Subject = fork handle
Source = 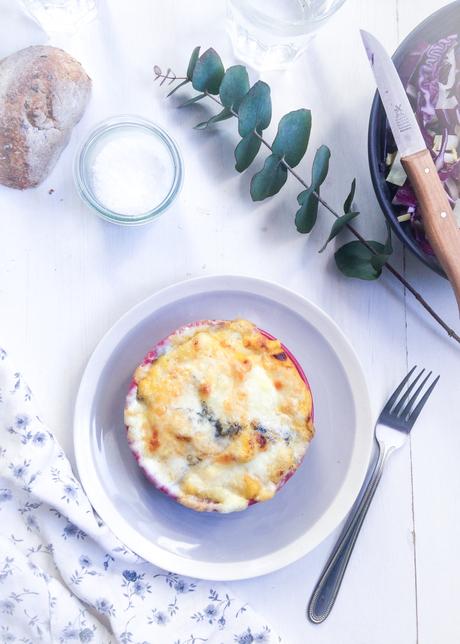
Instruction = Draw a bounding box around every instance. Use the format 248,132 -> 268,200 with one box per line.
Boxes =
307,442 -> 392,623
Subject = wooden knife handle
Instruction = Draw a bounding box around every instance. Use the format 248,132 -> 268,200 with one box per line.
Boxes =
401,148 -> 460,312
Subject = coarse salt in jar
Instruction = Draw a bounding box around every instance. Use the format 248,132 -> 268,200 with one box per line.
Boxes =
74,115 -> 183,225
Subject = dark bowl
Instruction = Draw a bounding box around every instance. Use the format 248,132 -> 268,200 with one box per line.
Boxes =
368,0 -> 460,279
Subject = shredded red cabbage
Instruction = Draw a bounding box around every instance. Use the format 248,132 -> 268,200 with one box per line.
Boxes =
387,32 -> 460,255
418,35 -> 457,125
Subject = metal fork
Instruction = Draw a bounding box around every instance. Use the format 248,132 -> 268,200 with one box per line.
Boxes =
307,366 -> 440,624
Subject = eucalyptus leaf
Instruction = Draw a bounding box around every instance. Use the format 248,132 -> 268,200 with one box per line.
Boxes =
178,93 -> 206,108
192,48 -> 225,94
295,145 -> 330,233
187,46 -> 201,80
167,78 -> 189,97
235,132 -> 261,173
194,108 -> 233,129
272,109 -> 312,167
295,188 -> 319,233
335,241 -> 386,280
238,81 -> 272,137
370,252 -> 389,272
311,145 -> 330,187
219,65 -> 250,112
318,210 -> 359,253
250,154 -> 287,201
343,178 -> 356,214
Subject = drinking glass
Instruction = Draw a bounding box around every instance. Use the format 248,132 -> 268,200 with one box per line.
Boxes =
21,0 -> 97,33
227,0 -> 347,70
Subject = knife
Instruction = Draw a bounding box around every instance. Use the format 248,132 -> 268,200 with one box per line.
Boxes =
361,29 -> 460,311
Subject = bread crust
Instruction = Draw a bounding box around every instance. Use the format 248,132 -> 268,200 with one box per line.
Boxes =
0,45 -> 91,189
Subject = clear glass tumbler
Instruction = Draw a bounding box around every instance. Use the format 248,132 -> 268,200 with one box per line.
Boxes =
21,0 -> 97,33
227,0 -> 347,71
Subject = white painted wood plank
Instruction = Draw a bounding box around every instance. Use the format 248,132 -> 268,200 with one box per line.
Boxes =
395,2 -> 460,642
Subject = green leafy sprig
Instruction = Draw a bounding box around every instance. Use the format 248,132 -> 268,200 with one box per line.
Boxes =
154,48 -> 460,345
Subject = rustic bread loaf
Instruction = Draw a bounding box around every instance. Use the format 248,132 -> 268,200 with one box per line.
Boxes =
0,45 -> 91,189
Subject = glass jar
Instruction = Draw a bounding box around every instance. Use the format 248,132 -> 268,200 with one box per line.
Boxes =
21,0 -> 98,33
74,116 -> 183,226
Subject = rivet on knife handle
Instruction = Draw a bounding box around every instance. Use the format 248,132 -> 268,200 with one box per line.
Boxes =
401,149 -> 460,313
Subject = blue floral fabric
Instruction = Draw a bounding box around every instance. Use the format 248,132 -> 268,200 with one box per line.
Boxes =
0,348 -> 281,644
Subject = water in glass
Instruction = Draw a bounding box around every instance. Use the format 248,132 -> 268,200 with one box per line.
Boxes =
22,0 -> 97,33
227,0 -> 347,70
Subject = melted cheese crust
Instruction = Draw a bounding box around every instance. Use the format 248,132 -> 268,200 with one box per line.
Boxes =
125,319 -> 314,513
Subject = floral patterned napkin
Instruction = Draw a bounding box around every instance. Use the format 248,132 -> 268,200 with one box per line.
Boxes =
0,347 -> 280,644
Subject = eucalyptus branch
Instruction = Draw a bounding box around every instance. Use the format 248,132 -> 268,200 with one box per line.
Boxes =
200,90 -> 460,342
206,90 -> 390,251
154,51 -> 460,345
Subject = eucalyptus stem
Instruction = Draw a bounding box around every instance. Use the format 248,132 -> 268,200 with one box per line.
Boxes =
197,90 -> 460,344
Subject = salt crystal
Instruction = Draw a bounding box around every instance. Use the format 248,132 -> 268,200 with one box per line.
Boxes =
88,128 -> 174,216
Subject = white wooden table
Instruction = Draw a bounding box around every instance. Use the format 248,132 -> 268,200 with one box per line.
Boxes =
1,0 -> 458,642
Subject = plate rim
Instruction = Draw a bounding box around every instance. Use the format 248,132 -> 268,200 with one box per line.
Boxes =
73,274 -> 373,580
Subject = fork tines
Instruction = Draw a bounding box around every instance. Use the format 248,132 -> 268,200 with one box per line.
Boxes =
380,366 -> 440,429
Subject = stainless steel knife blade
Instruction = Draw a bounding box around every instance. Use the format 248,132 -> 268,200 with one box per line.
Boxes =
360,29 -> 426,157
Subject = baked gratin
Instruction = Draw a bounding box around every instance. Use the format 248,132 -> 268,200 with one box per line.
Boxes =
125,319 -> 314,513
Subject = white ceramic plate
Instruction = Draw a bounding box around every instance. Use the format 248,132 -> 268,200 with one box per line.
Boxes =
74,275 -> 373,581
